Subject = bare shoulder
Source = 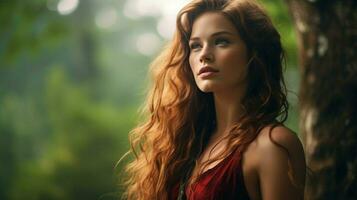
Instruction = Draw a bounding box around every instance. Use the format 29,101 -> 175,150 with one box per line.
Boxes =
256,125 -> 305,158
254,125 -> 306,199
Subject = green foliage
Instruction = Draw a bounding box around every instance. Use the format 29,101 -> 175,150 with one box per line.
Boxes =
260,0 -> 298,65
0,0 -> 68,64
263,0 -> 298,64
1,67 -> 137,200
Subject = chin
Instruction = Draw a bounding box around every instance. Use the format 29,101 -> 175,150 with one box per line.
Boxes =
199,88 -> 213,93
196,80 -> 223,93
197,84 -> 216,93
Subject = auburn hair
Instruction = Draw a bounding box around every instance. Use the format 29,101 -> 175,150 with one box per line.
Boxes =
122,0 -> 289,199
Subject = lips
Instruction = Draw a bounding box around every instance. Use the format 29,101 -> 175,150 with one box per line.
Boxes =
198,66 -> 219,75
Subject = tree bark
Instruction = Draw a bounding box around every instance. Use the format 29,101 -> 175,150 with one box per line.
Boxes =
284,0 -> 357,199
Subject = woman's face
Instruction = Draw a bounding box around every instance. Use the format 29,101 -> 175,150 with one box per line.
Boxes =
189,12 -> 249,93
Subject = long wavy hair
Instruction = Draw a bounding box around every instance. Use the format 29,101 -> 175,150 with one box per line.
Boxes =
122,0 -> 289,199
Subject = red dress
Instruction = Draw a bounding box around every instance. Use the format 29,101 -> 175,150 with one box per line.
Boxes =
171,149 -> 250,200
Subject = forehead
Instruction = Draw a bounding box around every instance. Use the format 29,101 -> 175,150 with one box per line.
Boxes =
190,12 -> 239,38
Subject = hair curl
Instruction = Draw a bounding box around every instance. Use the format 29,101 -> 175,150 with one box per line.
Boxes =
122,0 -> 289,199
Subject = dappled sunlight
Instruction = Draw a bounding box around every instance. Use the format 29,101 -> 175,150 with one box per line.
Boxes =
95,7 -> 118,30
57,0 -> 79,15
136,33 -> 161,56
157,16 -> 176,40
123,0 -> 190,39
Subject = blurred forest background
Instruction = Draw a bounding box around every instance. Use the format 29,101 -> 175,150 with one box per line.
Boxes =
0,0 -> 300,199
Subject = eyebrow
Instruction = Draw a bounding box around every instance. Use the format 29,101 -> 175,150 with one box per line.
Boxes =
189,31 -> 234,41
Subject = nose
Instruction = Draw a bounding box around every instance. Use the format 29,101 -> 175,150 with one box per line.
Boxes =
199,46 -> 214,63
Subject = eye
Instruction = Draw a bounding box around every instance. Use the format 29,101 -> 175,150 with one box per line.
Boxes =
189,42 -> 202,50
215,38 -> 230,46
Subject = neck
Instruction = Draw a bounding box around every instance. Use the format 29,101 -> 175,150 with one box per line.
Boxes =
212,87 -> 245,138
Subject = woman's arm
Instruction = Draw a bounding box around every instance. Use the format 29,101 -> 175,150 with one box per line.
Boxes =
256,126 -> 306,200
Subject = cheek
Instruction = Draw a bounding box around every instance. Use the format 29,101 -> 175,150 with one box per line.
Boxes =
189,55 -> 196,73
221,50 -> 247,70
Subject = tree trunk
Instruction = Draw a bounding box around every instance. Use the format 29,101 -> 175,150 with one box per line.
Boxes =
72,0 -> 98,81
284,0 -> 357,199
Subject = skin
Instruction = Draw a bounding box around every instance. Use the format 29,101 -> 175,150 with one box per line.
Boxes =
187,11 -> 306,199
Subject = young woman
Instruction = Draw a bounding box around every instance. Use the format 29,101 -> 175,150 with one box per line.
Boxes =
123,0 -> 306,199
